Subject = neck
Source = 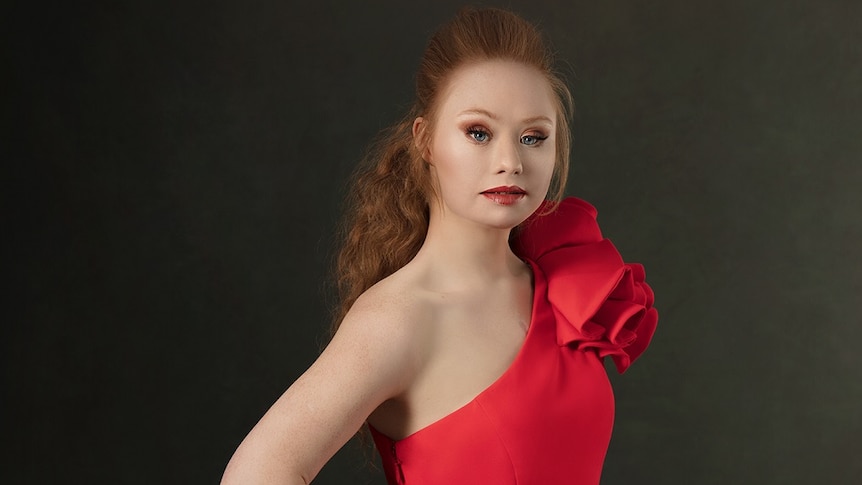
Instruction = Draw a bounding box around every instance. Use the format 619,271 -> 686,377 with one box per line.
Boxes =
410,203 -> 525,291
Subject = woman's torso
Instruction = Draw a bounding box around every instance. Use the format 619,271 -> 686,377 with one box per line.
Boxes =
366,253 -> 536,441
369,258 -> 616,485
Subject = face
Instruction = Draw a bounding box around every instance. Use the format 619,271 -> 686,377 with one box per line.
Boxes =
417,60 -> 558,231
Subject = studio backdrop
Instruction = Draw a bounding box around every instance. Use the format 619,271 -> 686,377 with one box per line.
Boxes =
5,0 -> 861,483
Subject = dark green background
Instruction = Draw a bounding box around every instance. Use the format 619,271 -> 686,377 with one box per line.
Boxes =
5,0 -> 861,483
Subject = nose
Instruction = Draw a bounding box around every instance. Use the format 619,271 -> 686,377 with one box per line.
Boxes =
495,137 -> 523,175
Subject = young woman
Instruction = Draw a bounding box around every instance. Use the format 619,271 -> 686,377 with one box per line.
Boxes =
222,7 -> 657,485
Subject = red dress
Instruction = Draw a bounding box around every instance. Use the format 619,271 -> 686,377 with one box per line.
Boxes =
370,197 -> 658,485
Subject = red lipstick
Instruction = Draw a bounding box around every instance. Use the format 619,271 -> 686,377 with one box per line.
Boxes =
481,185 -> 527,205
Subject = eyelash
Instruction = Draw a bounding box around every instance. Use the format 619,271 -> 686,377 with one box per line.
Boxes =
465,126 -> 549,146
521,133 -> 549,146
466,127 -> 491,143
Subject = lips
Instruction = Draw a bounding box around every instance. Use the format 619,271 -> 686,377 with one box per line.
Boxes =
481,185 -> 527,195
481,186 -> 527,206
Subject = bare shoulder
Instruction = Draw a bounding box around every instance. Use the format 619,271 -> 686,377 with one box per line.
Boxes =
334,268 -> 435,372
220,269 -> 436,484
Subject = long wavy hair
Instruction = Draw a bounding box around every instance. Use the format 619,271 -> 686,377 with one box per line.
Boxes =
331,7 -> 574,334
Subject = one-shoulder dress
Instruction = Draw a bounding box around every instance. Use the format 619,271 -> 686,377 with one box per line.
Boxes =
370,197 -> 659,485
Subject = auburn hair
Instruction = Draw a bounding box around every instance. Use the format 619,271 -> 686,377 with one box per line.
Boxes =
331,7 -> 573,333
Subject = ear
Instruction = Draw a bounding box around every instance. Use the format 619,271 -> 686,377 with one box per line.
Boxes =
412,116 -> 432,163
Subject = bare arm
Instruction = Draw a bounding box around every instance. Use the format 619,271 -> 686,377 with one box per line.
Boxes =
221,292 -> 419,484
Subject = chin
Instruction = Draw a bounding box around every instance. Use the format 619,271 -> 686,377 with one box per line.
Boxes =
481,209 -> 535,230
435,196 -> 539,229
484,199 -> 540,222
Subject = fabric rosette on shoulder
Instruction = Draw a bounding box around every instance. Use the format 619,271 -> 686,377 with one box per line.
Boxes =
513,198 -> 658,373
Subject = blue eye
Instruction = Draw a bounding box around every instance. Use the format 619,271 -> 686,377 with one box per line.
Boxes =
467,128 -> 490,143
521,134 -> 549,146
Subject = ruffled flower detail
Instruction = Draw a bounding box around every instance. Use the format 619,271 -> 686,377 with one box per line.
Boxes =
513,198 -> 658,373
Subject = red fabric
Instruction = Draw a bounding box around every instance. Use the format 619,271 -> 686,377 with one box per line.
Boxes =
515,197 -> 658,373
371,197 -> 658,484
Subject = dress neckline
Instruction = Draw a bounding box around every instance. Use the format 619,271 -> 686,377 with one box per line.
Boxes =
370,257 -> 542,443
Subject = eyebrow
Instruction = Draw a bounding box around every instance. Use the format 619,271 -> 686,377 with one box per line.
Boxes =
457,108 -> 553,125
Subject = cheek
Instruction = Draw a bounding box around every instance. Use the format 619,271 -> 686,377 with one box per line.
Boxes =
431,135 -> 479,183
525,148 -> 557,180
545,153 -> 558,181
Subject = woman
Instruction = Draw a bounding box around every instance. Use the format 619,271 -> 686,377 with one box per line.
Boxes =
222,7 -> 657,485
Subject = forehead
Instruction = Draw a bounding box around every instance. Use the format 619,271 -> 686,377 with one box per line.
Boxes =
435,60 -> 557,122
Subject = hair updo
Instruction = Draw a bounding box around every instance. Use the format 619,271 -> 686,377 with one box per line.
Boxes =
331,7 -> 573,332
